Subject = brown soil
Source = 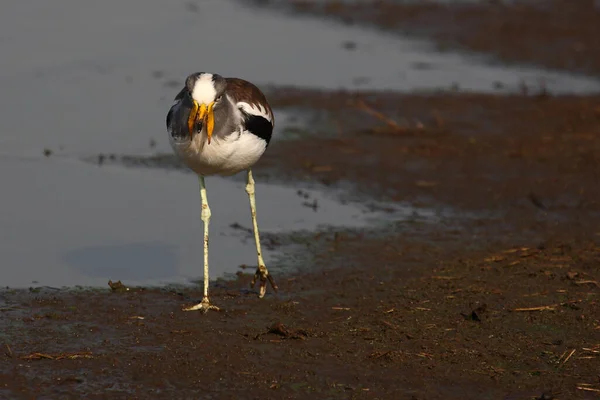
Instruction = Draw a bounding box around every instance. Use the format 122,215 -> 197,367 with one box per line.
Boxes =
265,0 -> 600,77
2,3 -> 600,400
3,94 -> 599,400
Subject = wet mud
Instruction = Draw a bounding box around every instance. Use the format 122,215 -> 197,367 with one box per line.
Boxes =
253,0 -> 600,77
4,90 -> 600,398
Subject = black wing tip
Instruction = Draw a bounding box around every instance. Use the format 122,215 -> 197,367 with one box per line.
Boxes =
244,114 -> 273,145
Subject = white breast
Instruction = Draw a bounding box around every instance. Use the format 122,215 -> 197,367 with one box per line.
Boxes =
170,129 -> 267,177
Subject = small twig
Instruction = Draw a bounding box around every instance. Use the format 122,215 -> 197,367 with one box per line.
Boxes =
332,307 -> 351,311
415,352 -> 433,359
577,386 -> 600,393
371,350 -> 393,360
512,300 -> 581,312
21,351 -> 93,361
23,353 -> 54,360
380,320 -> 401,330
513,306 -> 555,312
5,344 -> 13,358
575,280 -> 600,287
582,347 -> 600,353
353,99 -> 406,132
503,247 -> 529,254
484,255 -> 505,263
557,350 -> 567,364
560,349 -> 576,367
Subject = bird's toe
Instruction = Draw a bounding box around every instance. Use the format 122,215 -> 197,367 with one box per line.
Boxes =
182,296 -> 220,313
251,265 -> 278,298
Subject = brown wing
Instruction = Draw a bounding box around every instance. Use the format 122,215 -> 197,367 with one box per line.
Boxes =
225,78 -> 274,125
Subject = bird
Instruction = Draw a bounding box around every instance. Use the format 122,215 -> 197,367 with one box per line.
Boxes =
166,72 -> 278,312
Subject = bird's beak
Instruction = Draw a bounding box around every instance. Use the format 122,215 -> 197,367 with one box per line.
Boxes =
199,102 -> 215,144
187,100 -> 215,144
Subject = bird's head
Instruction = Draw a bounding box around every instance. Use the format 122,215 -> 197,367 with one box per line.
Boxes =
183,72 -> 227,144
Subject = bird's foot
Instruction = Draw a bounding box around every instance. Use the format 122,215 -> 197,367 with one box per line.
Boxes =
250,265 -> 278,298
183,296 -> 220,313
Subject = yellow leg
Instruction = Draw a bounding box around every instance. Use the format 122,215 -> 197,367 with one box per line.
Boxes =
246,169 -> 278,298
184,176 -> 219,312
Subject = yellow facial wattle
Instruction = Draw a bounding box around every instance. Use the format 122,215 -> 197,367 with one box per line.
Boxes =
189,100 -> 216,144
187,100 -> 200,139
206,102 -> 215,144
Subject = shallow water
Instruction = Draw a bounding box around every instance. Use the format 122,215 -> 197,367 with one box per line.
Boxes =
0,156 -> 405,288
0,0 -> 598,288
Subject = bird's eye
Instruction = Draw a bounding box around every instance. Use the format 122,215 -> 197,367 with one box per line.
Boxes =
215,96 -> 222,102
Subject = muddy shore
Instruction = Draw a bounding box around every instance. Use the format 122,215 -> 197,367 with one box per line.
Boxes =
253,0 -> 600,77
2,1 -> 600,399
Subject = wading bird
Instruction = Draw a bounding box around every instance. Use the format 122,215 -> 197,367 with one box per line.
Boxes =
166,72 -> 278,312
